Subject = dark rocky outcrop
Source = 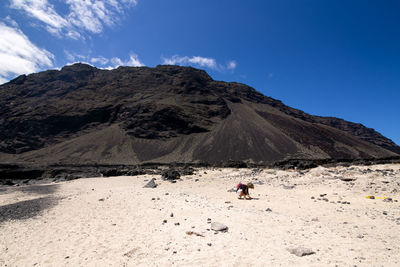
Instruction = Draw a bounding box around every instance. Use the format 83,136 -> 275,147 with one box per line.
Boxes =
161,169 -> 181,180
0,63 -> 398,166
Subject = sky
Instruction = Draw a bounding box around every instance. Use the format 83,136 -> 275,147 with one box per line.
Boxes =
0,0 -> 399,145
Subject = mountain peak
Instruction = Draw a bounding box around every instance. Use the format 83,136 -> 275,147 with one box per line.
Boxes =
0,64 -> 398,164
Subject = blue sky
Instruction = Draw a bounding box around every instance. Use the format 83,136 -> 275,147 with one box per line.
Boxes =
0,0 -> 399,145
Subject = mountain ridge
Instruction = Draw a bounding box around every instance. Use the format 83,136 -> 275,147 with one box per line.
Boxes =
0,63 -> 398,165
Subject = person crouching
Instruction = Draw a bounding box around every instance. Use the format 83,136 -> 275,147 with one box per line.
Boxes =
236,182 -> 254,200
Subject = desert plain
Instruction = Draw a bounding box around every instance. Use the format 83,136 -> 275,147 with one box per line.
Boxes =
1,163 -> 399,266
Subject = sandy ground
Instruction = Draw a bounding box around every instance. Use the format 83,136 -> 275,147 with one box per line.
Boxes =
1,164 -> 400,266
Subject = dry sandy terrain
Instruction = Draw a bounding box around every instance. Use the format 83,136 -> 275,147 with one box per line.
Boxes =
1,164 -> 399,266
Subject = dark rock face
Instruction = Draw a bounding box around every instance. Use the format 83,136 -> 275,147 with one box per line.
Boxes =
0,63 -> 398,165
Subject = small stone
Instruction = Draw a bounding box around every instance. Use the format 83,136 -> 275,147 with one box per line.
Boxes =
170,213 -> 174,217
195,179 -> 199,182
340,177 -> 356,182
357,235 -> 364,239
287,247 -> 315,257
283,185 -> 295,189
265,208 -> 272,212
207,243 -> 212,246
383,211 -> 388,215
151,198 -> 156,200
311,196 -> 315,199
174,222 -> 180,226
98,198 -> 105,201
163,219 -> 167,223
211,222 -> 228,232
143,178 -> 157,188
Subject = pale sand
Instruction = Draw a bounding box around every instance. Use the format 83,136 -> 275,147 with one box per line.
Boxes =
1,164 -> 400,266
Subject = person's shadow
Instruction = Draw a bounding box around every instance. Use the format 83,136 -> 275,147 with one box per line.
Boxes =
238,197 -> 259,200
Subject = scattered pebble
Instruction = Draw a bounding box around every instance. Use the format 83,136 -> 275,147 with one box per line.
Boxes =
287,247 -> 315,257
211,222 -> 228,232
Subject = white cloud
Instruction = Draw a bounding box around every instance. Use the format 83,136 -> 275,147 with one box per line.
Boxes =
162,55 -> 217,69
91,56 -> 109,65
0,22 -> 54,84
10,0 -> 69,35
0,77 -> 8,85
65,52 -> 144,68
162,55 -> 237,72
9,0 -> 138,39
64,50 -> 87,62
110,53 -> 144,67
227,60 -> 237,70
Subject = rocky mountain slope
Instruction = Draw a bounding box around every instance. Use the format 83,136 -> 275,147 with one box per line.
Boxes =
0,63 -> 398,165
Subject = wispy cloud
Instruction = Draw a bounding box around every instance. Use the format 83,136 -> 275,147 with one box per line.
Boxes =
0,21 -> 54,84
66,51 -> 144,68
161,55 -> 237,72
162,55 -> 217,69
9,0 -> 138,39
227,60 -> 237,70
91,56 -> 109,65
110,53 -> 144,67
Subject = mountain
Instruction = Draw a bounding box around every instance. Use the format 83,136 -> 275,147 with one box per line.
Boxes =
0,63 -> 398,165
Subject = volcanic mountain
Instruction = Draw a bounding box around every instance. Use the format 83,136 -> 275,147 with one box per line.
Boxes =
0,63 -> 398,165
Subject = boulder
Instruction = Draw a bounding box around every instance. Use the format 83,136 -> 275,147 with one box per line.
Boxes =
143,178 -> 157,188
